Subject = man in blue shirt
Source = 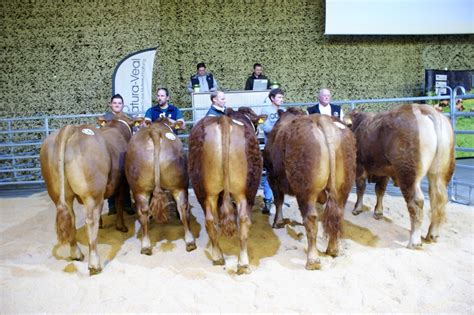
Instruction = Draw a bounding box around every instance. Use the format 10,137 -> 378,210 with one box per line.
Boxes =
145,87 -> 186,133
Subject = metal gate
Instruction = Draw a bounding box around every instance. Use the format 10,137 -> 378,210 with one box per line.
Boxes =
1,91 -> 472,204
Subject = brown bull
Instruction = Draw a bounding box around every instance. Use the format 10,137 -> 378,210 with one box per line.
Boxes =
348,104 -> 455,248
188,107 -> 266,274
125,118 -> 196,255
40,113 -> 135,275
264,109 -> 356,270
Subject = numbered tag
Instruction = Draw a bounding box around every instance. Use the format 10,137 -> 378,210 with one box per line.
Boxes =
81,128 -> 95,135
165,132 -> 176,140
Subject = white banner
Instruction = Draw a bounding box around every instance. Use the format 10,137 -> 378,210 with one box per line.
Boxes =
112,47 -> 157,114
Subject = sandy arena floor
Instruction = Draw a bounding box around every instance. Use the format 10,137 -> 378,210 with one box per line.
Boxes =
0,190 -> 473,313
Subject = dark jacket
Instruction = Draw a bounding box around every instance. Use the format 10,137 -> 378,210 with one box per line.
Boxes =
191,73 -> 215,90
205,105 -> 226,117
307,103 -> 342,118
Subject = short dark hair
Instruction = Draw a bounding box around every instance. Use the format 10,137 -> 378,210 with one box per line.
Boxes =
197,62 -> 206,70
110,94 -> 124,103
269,88 -> 284,101
253,63 -> 262,69
157,87 -> 169,96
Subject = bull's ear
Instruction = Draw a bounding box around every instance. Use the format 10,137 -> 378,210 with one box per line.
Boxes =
343,116 -> 352,127
144,119 -> 152,127
257,114 -> 267,124
96,116 -> 107,127
133,117 -> 144,127
173,121 -> 184,129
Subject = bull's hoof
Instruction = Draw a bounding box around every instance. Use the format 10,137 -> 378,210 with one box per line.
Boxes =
72,253 -> 85,261
272,221 -> 286,229
305,259 -> 321,270
212,258 -> 225,266
141,247 -> 153,255
373,211 -> 383,220
116,225 -> 128,233
352,209 -> 363,216
325,248 -> 339,258
424,234 -> 439,243
407,243 -> 423,250
186,242 -> 197,252
89,266 -> 102,276
237,264 -> 251,275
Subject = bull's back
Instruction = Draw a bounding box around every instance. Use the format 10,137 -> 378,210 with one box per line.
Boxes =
64,127 -> 111,199
126,131 -> 155,194
200,123 -> 225,194
279,118 -> 330,195
126,128 -> 188,193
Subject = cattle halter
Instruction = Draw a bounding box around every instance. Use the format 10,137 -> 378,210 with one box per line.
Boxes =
243,114 -> 257,133
117,119 -> 132,137
161,122 -> 175,134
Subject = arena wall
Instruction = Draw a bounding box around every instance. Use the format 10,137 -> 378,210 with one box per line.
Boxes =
1,0 -> 473,118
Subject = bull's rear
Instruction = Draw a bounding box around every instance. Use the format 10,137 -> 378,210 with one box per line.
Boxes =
349,104 -> 455,248
125,120 -> 196,255
264,111 -> 356,270
188,108 -> 264,274
40,117 -> 133,275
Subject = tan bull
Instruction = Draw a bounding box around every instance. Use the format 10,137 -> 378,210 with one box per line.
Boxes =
348,104 -> 455,248
40,113 -> 135,275
125,118 -> 196,255
188,107 -> 266,274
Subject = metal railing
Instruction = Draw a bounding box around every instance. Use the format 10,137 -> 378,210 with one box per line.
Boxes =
1,92 -> 473,204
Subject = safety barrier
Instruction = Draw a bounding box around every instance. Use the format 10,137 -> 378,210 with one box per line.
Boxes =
1,92 -> 472,204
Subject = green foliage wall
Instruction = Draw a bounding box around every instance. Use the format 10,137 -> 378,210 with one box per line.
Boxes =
1,0 -> 473,118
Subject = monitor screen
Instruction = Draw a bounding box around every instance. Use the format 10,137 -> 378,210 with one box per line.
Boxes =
253,79 -> 268,91
325,0 -> 474,35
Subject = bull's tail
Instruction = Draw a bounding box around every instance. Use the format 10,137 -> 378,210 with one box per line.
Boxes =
319,121 -> 343,240
55,125 -> 75,243
429,107 -> 455,185
219,116 -> 236,237
149,129 -> 167,223
426,106 -> 455,226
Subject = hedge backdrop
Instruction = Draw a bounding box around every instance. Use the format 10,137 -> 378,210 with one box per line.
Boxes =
1,0 -> 473,118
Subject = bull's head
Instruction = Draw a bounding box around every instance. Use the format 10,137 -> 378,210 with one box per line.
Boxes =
224,107 -> 267,135
146,117 -> 184,132
345,109 -> 370,130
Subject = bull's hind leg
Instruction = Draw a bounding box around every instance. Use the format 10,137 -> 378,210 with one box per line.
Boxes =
373,176 -> 389,219
56,196 -> 83,261
172,189 -> 196,252
83,198 -> 103,275
204,196 -> 225,265
298,196 -> 320,270
114,183 -> 128,233
272,189 -> 286,229
400,181 -> 425,249
352,169 -> 367,215
425,172 -> 448,243
135,193 -> 152,255
235,197 -> 251,275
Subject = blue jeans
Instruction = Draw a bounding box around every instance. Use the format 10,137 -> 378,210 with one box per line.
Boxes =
262,174 -> 273,201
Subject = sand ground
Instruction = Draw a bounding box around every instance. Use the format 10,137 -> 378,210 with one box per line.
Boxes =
0,190 -> 473,313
